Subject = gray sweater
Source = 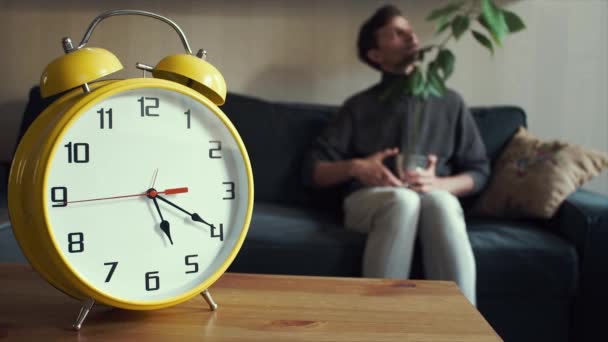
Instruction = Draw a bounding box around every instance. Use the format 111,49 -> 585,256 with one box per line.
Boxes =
305,72 -> 490,197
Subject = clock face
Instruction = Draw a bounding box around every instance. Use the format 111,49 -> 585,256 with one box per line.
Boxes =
44,87 -> 251,303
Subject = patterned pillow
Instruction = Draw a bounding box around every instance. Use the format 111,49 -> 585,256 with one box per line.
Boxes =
473,127 -> 608,219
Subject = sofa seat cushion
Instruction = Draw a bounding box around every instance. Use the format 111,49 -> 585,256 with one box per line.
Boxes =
229,203 -> 365,277
468,218 -> 578,296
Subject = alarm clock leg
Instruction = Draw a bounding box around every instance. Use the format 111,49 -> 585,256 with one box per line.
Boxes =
72,297 -> 95,331
201,289 -> 218,311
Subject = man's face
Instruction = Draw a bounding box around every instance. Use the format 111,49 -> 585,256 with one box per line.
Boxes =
370,16 -> 419,71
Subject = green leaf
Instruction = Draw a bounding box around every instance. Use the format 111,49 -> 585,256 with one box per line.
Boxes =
426,82 -> 443,98
426,1 -> 465,21
436,49 -> 456,80
413,69 -> 426,96
480,0 -> 508,45
426,64 -> 447,97
503,10 -> 526,33
471,30 -> 494,54
406,66 -> 425,96
451,15 -> 470,40
435,15 -> 453,36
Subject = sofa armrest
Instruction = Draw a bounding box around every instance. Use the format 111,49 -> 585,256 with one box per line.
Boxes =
551,188 -> 608,341
554,189 -> 608,258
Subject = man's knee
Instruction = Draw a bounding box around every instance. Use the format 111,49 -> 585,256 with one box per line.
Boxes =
421,191 -> 462,214
420,191 -> 466,235
385,187 -> 421,211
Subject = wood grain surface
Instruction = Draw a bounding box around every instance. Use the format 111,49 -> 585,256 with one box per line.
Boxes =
0,263 -> 501,341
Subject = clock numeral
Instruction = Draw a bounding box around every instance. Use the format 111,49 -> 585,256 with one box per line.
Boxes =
185,254 -> 199,274
64,142 -> 90,163
211,224 -> 224,241
97,108 -> 113,129
223,182 -> 235,200
51,186 -> 68,207
145,271 -> 160,291
209,140 -> 222,159
184,109 -> 191,129
103,261 -> 118,283
67,232 -> 84,253
138,97 -> 160,117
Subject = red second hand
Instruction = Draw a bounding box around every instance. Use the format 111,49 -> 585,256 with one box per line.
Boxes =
68,187 -> 188,204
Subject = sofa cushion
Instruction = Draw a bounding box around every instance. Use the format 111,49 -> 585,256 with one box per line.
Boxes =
468,217 -> 578,296
470,106 -> 526,162
473,127 -> 608,219
228,203 -> 365,277
228,200 -> 578,297
222,93 -> 340,207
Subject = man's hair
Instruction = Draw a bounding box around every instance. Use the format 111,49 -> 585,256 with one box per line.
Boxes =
357,5 -> 403,70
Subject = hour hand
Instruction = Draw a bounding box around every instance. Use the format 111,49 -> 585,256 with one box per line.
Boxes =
152,197 -> 173,245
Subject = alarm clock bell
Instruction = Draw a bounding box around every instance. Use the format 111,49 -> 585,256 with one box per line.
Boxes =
39,9 -> 226,105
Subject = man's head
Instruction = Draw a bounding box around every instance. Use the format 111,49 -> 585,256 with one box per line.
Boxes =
357,5 -> 419,73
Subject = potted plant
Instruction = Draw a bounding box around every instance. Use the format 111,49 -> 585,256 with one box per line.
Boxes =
384,0 -> 526,170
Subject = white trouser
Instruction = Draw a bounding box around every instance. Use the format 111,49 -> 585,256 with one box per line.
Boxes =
343,187 -> 477,306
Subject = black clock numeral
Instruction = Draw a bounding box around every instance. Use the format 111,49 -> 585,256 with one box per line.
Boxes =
138,97 -> 160,117
64,142 -> 90,163
211,224 -> 224,241
103,262 -> 118,282
184,109 -> 191,129
97,108 -> 113,129
145,271 -> 160,291
209,140 -> 222,159
68,232 -> 84,253
51,186 -> 68,207
223,182 -> 235,200
185,254 -> 199,274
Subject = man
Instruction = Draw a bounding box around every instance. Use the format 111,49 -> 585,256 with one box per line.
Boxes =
304,5 -> 489,305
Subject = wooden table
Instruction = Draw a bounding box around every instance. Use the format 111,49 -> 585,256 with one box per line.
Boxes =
0,263 -> 501,341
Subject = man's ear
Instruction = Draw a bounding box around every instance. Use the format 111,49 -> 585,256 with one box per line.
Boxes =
367,49 -> 383,65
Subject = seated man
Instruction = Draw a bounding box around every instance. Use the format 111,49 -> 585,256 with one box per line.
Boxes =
304,5 -> 489,305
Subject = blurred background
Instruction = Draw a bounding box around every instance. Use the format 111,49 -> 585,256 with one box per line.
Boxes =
0,0 -> 606,193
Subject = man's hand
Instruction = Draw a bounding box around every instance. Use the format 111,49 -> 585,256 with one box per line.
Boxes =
403,154 -> 442,193
352,148 -> 403,187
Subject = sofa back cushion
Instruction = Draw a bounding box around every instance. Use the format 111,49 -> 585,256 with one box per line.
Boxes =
471,106 -> 527,162
222,92 -> 527,206
222,93 -> 337,206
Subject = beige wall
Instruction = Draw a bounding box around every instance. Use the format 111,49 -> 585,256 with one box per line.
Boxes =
1,0 -> 606,194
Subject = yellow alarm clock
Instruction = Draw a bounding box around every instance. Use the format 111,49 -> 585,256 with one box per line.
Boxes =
8,10 -> 253,330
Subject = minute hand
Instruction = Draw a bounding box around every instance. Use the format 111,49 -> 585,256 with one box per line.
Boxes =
156,195 -> 214,229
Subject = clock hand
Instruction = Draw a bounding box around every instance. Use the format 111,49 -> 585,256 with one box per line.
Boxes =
155,194 -> 214,230
151,197 -> 173,245
150,168 -> 159,189
68,187 -> 188,204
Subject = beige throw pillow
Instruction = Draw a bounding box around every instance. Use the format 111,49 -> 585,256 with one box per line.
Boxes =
473,127 -> 608,219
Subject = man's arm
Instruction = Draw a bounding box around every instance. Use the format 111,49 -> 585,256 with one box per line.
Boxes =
436,173 -> 476,196
313,148 -> 403,188
450,93 -> 490,195
312,160 -> 356,188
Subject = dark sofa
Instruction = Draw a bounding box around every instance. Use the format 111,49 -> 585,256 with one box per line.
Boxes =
1,89 -> 607,342
219,93 -> 607,342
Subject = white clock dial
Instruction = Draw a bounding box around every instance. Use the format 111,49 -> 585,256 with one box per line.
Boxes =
44,87 -> 250,303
